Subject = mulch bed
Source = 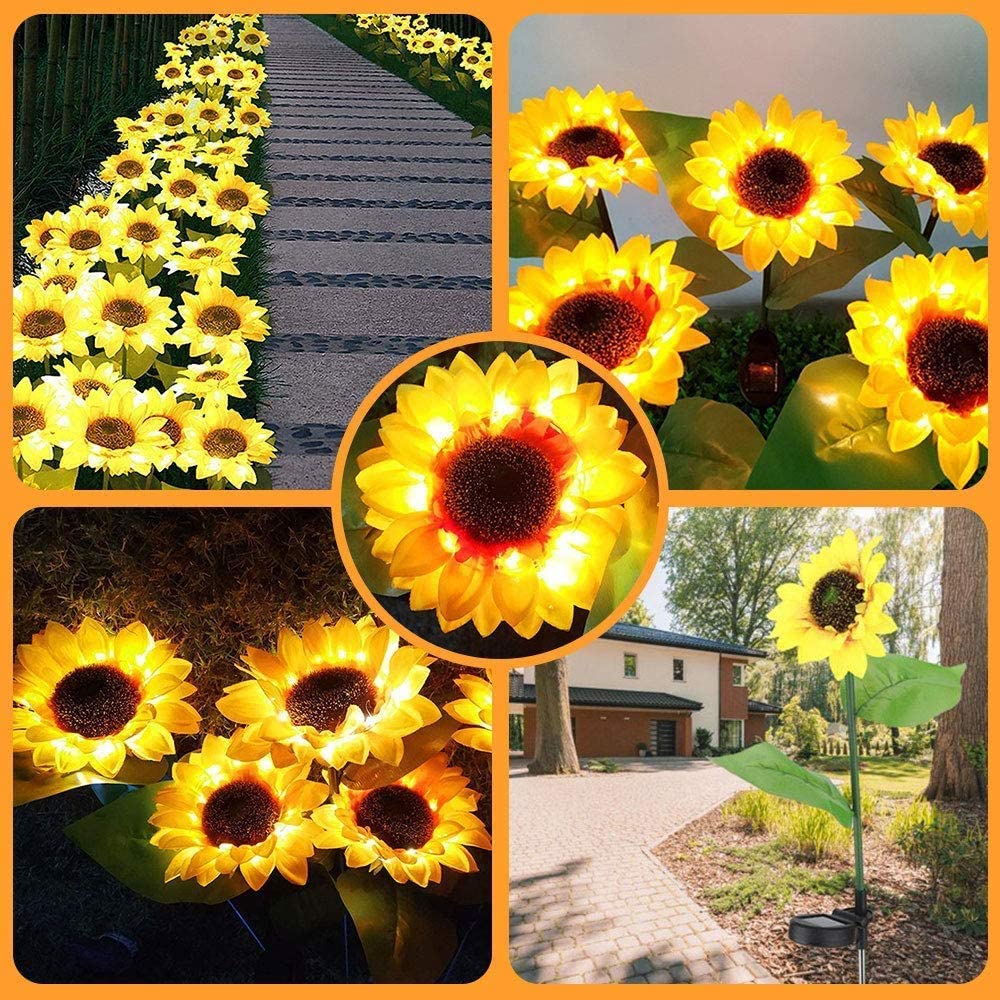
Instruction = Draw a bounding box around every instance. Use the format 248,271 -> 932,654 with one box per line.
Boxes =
653,805 -> 986,984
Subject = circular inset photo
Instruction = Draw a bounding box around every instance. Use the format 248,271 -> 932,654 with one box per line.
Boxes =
333,334 -> 667,667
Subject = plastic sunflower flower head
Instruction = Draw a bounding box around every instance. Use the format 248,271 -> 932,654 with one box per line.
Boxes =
154,97 -> 195,135
191,98 -> 231,134
167,233 -> 246,281
152,134 -> 201,165
510,234 -> 709,404
41,357 -> 132,403
13,377 -> 71,472
150,733 -> 326,890
77,192 -> 126,225
14,618 -> 200,778
510,86 -> 658,213
13,275 -> 88,363
444,674 -> 493,752
114,115 -> 160,146
407,29 -> 444,54
155,165 -> 207,215
44,205 -> 117,266
113,204 -> 180,265
686,94 -> 863,271
472,63 -> 492,91
140,387 -> 197,471
218,615 -> 441,770
178,404 -> 276,488
33,256 -> 97,298
768,530 -> 897,681
176,277 -> 269,356
237,25 -> 269,54
173,354 -> 251,404
200,163 -> 270,231
232,101 -> 271,137
356,350 -> 647,637
155,60 -> 189,89
99,146 -> 156,198
83,272 -> 176,357
312,752 -> 492,887
195,136 -> 252,169
869,103 -> 988,238
847,247 -> 987,489
21,210 -> 66,260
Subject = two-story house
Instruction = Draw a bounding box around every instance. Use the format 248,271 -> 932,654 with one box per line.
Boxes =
509,622 -> 778,757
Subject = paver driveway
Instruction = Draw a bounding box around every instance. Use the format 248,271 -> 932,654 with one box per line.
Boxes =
509,758 -> 779,983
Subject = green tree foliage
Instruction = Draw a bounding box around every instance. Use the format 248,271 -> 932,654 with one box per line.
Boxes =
772,695 -> 826,760
620,598 -> 654,627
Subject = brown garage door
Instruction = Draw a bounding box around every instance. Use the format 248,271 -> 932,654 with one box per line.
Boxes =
654,720 -> 677,756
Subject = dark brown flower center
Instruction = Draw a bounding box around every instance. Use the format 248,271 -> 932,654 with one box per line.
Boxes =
21,308 -> 66,340
102,298 -> 147,328
38,229 -> 55,246
196,370 -> 230,381
286,667 -> 377,732
203,426 -> 247,458
240,111 -> 260,125
164,113 -> 185,126
244,33 -> 260,44
201,778 -> 280,847
127,222 -> 160,243
544,289 -> 649,370
441,435 -> 559,549
165,67 -> 181,78
69,229 -> 102,250
809,569 -> 862,632
198,305 -> 241,336
735,147 -> 814,218
919,140 -> 986,195
907,314 -> 988,414
13,404 -> 45,437
217,188 -> 250,211
116,160 -> 144,179
159,416 -> 182,445
200,108 -> 220,121
228,69 -> 245,80
547,125 -> 624,169
74,378 -> 110,398
197,65 -> 215,77
50,664 -> 141,738
87,416 -> 136,450
170,179 -> 198,198
44,274 -> 77,292
191,246 -> 221,259
355,785 -> 435,850
87,204 -> 111,218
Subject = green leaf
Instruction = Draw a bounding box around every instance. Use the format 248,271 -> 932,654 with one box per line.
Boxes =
342,715 -> 460,790
336,869 -> 457,983
14,754 -> 167,806
668,236 -> 751,297
746,354 -> 942,490
104,261 -> 141,281
657,397 -> 764,489
509,182 -> 608,258
766,227 -> 901,311
245,466 -> 273,490
843,157 -> 931,255
121,346 -> 158,379
64,782 -> 250,904
622,109 -> 713,241
967,245 -> 988,261
341,418 -> 381,531
586,422 -> 660,629
154,359 -> 186,388
847,655 -> 966,728
22,465 -> 79,490
268,872 -> 348,944
714,742 -> 854,828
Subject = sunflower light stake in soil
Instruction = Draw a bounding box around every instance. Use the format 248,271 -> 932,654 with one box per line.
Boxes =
14,615 -> 493,982
713,530 -> 966,983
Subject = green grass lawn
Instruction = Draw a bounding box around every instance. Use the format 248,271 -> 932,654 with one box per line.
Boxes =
809,755 -> 930,798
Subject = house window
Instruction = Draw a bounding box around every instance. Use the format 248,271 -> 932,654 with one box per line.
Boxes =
732,663 -> 746,687
720,719 -> 744,750
673,658 -> 684,681
624,652 -> 637,678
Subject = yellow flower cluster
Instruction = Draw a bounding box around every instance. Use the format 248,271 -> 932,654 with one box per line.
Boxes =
351,14 -> 492,91
13,14 -> 275,490
15,614 -> 492,892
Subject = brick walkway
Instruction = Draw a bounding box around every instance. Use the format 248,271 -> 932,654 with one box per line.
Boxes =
259,16 -> 491,488
509,758 -> 780,983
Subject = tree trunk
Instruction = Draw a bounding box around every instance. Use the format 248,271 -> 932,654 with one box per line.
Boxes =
18,17 -> 39,177
41,14 -> 60,137
925,508 -> 987,801
59,15 -> 83,142
527,660 -> 580,775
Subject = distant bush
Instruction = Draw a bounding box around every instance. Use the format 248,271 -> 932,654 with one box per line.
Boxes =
773,696 -> 826,760
585,758 -> 622,774
778,805 -> 851,861
722,790 -> 781,834
694,727 -> 714,757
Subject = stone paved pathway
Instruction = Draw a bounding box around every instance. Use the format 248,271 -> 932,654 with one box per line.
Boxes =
509,758 -> 780,983
260,16 -> 492,488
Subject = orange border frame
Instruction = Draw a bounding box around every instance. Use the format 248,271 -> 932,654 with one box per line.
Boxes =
330,330 -> 669,669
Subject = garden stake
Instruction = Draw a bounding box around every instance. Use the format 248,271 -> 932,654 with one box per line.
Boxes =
594,190 -> 618,250
844,673 -> 869,984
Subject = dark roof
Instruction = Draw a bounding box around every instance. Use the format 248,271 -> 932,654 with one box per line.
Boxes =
604,622 -> 766,659
748,699 -> 781,714
511,683 -> 703,713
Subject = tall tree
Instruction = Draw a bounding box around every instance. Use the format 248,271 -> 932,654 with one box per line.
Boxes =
620,598 -> 654,627
925,508 -> 986,801
527,660 -> 580,775
661,507 -> 830,647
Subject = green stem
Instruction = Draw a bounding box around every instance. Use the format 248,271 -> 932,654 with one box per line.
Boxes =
595,190 -> 618,251
844,674 -> 866,895
922,210 -> 938,243
760,262 -> 772,328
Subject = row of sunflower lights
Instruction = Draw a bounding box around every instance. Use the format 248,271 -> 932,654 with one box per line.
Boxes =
14,614 -> 492,898
13,14 -> 276,490
509,87 -> 988,489
348,13 -> 493,93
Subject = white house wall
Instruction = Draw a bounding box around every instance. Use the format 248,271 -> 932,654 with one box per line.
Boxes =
521,639 -> 722,741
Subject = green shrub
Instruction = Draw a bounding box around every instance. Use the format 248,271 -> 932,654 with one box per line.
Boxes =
778,804 -> 850,861
722,790 -> 782,834
889,800 -> 987,936
841,782 -> 880,827
694,727 -> 714,757
773,696 -> 826,760
585,757 -> 621,773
